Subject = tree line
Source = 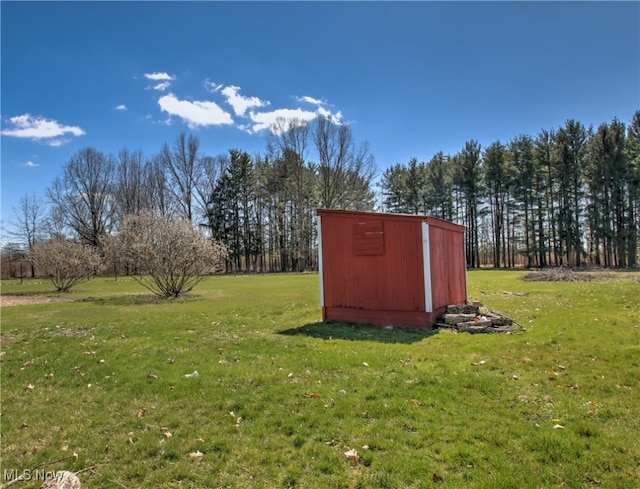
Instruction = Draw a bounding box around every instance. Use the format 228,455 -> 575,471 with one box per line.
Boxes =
5,111 -> 639,279
6,116 -> 376,275
380,112 -> 640,269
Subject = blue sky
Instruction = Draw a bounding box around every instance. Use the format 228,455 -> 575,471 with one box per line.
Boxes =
1,1 -> 639,235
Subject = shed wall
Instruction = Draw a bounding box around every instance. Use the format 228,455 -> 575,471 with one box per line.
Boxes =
320,213 -> 425,313
428,221 -> 468,312
318,209 -> 467,329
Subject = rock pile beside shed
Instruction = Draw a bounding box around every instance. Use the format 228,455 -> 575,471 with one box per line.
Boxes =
435,304 -> 518,333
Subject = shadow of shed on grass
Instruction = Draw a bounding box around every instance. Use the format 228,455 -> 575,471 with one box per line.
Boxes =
279,321 -> 439,344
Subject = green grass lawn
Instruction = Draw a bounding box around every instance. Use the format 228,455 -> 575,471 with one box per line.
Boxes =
1,270 -> 639,488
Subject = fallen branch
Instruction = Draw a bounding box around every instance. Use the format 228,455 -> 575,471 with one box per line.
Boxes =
74,463 -> 108,476
107,479 -> 129,489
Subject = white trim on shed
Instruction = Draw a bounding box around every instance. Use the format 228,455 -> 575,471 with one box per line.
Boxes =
421,221 -> 432,313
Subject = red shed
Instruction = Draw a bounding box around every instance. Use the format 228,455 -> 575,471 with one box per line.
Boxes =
317,209 -> 467,328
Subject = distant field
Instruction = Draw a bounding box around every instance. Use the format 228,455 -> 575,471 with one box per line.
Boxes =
1,270 -> 639,488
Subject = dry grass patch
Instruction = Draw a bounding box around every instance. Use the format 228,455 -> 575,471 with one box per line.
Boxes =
0,295 -> 72,308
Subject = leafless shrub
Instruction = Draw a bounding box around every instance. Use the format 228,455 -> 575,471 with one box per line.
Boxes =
28,239 -> 104,292
104,211 -> 228,298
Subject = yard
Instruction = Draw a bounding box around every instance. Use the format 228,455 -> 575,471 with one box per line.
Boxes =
1,270 -> 639,488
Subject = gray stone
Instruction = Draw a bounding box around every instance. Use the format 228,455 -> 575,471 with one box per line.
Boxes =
40,471 -> 81,489
456,323 -> 490,334
443,313 -> 477,324
446,304 -> 480,315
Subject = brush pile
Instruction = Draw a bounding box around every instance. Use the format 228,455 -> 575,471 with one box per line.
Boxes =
522,267 -> 594,282
435,304 -> 520,334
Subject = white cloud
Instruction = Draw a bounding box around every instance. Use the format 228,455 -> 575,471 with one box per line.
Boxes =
204,79 -> 223,93
152,82 -> 171,92
247,104 -> 344,134
248,108 -> 318,134
297,95 -> 324,105
221,85 -> 270,116
317,107 -> 343,124
115,104 -> 127,111
140,76 -> 344,134
158,93 -> 234,128
143,72 -> 175,91
144,72 -> 175,81
298,96 -> 343,124
23,160 -> 39,168
47,139 -> 68,147
1,114 -> 85,142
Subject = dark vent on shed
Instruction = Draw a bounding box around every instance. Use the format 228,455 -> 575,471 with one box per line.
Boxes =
353,220 -> 385,256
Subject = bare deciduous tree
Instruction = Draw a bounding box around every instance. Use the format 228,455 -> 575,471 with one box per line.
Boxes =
266,118 -> 316,271
114,147 -> 146,221
313,115 -> 376,210
104,211 -> 228,298
9,193 -> 47,277
28,239 -> 104,292
194,153 -> 228,223
160,133 -> 200,220
267,117 -> 310,161
43,207 -> 71,242
47,147 -> 117,246
10,193 -> 45,248
144,155 -> 174,217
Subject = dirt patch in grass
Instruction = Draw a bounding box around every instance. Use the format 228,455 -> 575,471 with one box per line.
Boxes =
50,328 -> 88,337
0,294 -> 71,308
0,333 -> 18,347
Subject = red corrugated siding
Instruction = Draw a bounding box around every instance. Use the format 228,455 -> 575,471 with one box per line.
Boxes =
322,307 -> 437,329
318,209 -> 466,328
428,220 -> 467,308
321,212 -> 425,312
